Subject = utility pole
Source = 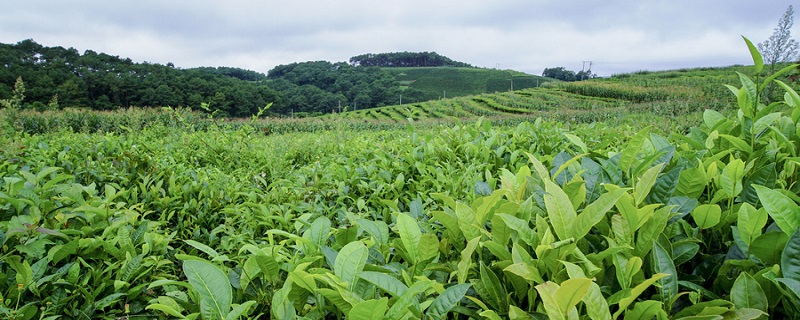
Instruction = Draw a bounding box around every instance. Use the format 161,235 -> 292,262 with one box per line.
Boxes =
509,78 -> 514,91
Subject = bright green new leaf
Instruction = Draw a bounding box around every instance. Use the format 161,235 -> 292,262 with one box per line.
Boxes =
419,233 -> 440,262
623,300 -> 666,320
455,202 -> 482,241
349,298 -> 388,320
225,301 -> 256,320
583,282 -> 612,320
742,36 -> 764,74
334,241 -> 368,289
536,282 -> 564,320
183,260 -> 231,320
146,304 -> 188,319
555,278 -> 592,315
385,280 -> 433,320
458,236 -> 481,284
572,188 -> 628,241
544,178 -> 577,241
184,239 -> 220,259
563,133 -> 588,153
614,273 -> 669,319
753,185 -> 800,236
691,204 -> 722,229
737,203 -> 767,250
620,128 -> 650,173
634,163 -> 665,206
397,213 -> 421,262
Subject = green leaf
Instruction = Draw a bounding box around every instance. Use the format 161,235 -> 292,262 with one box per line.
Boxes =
536,282 -> 564,320
730,273 -> 768,312
623,300 -> 666,320
396,213 -> 421,262
419,233 -> 439,261
742,36 -> 763,74
782,228 -> 800,281
426,284 -> 471,319
334,241 -> 368,290
184,240 -> 220,259
555,278 -> 592,316
478,261 -> 508,311
455,202 -> 482,241
183,260 -> 231,319
544,178 -> 577,241
620,128 -> 650,172
349,298 -> 388,320
358,271 -> 408,297
691,204 -> 722,229
225,301 -> 257,320
634,163 -> 665,206
572,188 -> 628,241
146,303 -> 188,319
385,280 -> 433,320
737,203 -> 767,250
305,216 -> 331,249
458,236 -> 481,284
753,185 -> 800,236
563,133 -> 588,153
583,282 -> 612,320
614,273 -> 669,319
652,242 -> 678,307
357,219 -> 389,245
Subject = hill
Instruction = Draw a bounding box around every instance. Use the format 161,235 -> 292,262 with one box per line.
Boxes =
385,67 -> 554,102
325,64 -> 760,132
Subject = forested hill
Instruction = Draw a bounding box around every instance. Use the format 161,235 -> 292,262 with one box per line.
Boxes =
1,40 -> 532,117
0,39 -> 277,117
349,51 -> 473,68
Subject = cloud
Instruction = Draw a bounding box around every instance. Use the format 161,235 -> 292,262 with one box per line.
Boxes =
0,0 -> 796,76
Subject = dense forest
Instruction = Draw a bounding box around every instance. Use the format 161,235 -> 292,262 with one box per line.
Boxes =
0,40 -> 280,117
0,40 -> 500,116
349,51 -> 473,68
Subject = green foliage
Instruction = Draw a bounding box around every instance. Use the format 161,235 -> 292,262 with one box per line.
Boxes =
3,36 -> 800,319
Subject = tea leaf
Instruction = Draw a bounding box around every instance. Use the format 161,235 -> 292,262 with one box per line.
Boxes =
359,271 -> 408,297
544,179 -> 577,241
555,278 -> 592,315
183,260 -> 231,319
427,284 -> 471,319
349,298 -> 388,320
782,228 -> 800,281
753,185 -> 800,236
730,273 -> 768,312
334,241 -> 368,290
691,204 -> 722,229
741,36 -> 764,74
397,213 -> 421,262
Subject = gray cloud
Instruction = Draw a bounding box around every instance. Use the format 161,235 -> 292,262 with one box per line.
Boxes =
1,0 -> 796,76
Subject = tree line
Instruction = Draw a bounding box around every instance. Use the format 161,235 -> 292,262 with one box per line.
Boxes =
349,51 -> 473,68
0,40 -> 487,117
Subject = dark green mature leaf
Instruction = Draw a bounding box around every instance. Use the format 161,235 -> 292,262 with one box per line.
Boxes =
426,284 -> 471,319
645,165 -> 681,204
652,242 -> 678,308
742,164 -> 776,206
183,260 -> 231,319
730,273 -> 768,312
753,185 -> 800,236
478,262 -> 508,311
751,231 -> 790,266
782,228 -> 800,281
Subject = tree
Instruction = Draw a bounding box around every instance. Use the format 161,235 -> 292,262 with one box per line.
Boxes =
542,67 -> 577,81
758,5 -> 798,72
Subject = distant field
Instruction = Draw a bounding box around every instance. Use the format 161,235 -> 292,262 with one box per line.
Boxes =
383,67 -> 555,101
324,64 -> 752,132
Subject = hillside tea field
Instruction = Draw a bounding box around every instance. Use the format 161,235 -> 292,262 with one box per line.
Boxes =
2,51 -> 800,318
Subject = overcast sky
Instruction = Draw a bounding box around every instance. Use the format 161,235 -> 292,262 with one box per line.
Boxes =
1,1 -> 796,76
